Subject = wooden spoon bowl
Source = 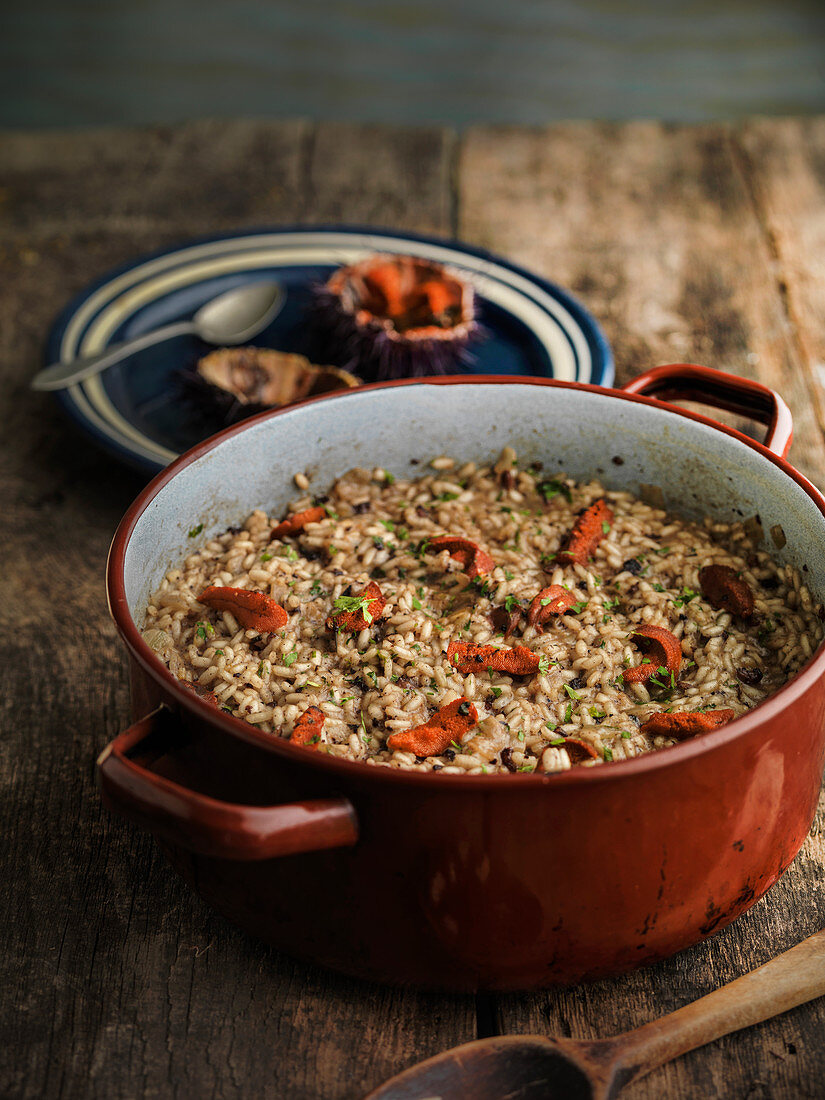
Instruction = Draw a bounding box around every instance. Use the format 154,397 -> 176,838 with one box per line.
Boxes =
365,930 -> 825,1100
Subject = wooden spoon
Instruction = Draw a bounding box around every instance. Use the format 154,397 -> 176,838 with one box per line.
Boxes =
365,930 -> 825,1100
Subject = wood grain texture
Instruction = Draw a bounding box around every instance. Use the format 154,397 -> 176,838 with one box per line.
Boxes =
2,117 -> 824,1100
458,119 -> 825,483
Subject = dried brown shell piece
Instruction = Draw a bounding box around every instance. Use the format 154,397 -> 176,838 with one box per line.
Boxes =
197,347 -> 360,407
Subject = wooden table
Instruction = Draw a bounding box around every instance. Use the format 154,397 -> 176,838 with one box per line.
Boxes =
3,117 -> 825,1099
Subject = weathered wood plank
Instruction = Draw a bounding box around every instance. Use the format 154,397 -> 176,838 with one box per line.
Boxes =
457,119 -> 825,485
0,119 -> 310,241
736,117 -> 825,443
307,122 -> 456,234
0,120 -> 472,1100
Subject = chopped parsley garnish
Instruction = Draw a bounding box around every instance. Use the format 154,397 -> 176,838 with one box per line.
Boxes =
283,648 -> 298,667
620,731 -> 632,739
652,583 -> 666,593
564,684 -> 581,700
188,523 -> 204,538
504,569 -> 514,581
549,738 -> 566,746
517,730 -> 525,742
309,580 -> 326,598
538,655 -> 551,675
601,520 -> 611,534
214,649 -> 224,656
490,686 -> 503,698
195,622 -> 214,640
412,597 -> 422,610
257,661 -> 267,676
564,702 -> 573,723
654,546 -> 671,555
278,546 -> 299,561
570,601 -> 588,614
603,746 -> 614,762
434,491 -> 459,502
504,595 -> 521,613
383,471 -> 395,485
260,551 -> 273,562
673,587 -> 698,608
589,706 -> 605,718
538,478 -> 572,503
332,594 -> 376,623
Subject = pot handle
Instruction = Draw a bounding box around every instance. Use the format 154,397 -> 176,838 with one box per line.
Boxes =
97,707 -> 359,861
620,364 -> 793,458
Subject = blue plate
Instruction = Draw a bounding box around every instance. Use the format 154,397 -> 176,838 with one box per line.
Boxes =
46,226 -> 613,476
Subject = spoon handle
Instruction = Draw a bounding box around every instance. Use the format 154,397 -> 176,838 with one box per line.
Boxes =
608,929 -> 825,1084
31,320 -> 194,391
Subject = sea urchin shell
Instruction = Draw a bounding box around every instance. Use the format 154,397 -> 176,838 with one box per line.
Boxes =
312,253 -> 479,381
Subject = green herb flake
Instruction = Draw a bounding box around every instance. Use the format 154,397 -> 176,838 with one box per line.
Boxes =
383,471 -> 396,485
620,731 -> 632,740
283,648 -> 298,667
490,686 -> 503,699
257,661 -> 267,676
601,520 -> 611,534
260,551 -> 273,562
538,655 -> 551,675
571,600 -> 588,614
538,478 -> 572,503
412,597 -> 422,610
195,622 -> 214,640
652,583 -> 666,593
188,523 -> 204,538
603,746 -> 614,762
332,594 -> 376,624
564,683 -> 581,700
214,649 -> 224,656
549,738 -> 566,746
564,702 -> 573,723
517,730 -> 525,742
673,587 -> 698,608
504,569 -> 514,581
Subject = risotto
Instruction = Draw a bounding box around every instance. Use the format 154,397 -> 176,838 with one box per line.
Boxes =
142,448 -> 824,774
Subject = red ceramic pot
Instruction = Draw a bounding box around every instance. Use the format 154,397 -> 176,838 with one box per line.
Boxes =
99,365 -> 825,991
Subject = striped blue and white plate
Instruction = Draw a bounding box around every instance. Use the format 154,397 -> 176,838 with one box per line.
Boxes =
46,226 -> 613,476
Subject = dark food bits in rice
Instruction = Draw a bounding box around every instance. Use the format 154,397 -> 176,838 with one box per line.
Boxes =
143,448 -> 824,775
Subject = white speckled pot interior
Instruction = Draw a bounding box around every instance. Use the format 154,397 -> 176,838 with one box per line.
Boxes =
123,380 -> 825,621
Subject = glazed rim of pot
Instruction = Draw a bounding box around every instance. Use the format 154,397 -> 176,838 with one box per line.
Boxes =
325,254 -> 476,342
108,374 -> 825,789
